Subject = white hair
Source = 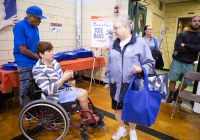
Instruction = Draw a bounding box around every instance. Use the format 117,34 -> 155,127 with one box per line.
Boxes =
113,15 -> 133,31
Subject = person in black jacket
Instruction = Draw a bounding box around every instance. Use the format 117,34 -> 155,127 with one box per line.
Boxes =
167,16 -> 200,103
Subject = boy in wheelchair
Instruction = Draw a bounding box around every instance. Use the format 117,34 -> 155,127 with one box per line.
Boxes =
19,42 -> 104,140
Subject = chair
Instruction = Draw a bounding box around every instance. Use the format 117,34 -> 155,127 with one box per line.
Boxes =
171,71 -> 200,120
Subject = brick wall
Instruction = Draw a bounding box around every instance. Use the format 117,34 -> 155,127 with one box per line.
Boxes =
0,0 -> 76,65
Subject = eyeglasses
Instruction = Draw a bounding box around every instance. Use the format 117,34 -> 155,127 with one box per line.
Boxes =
147,29 -> 153,31
32,15 -> 42,21
113,26 -> 123,31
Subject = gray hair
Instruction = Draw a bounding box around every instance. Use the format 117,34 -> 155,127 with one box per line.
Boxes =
114,15 -> 133,31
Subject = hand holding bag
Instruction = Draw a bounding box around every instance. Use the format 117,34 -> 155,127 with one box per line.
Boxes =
121,67 -> 162,127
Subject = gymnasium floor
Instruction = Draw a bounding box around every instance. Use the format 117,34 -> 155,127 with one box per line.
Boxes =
0,80 -> 200,140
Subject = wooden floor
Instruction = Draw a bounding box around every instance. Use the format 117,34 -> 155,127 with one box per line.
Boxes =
0,80 -> 200,140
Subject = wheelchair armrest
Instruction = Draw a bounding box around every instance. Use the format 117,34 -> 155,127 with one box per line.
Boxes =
34,90 -> 43,93
20,78 -> 33,82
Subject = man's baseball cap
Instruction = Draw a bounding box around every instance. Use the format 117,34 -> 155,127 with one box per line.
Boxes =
26,6 -> 46,19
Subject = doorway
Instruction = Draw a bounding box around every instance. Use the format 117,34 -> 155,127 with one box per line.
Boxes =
176,17 -> 200,37
152,13 -> 163,40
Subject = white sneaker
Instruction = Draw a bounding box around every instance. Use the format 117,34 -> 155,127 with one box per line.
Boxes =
111,128 -> 127,140
130,129 -> 137,140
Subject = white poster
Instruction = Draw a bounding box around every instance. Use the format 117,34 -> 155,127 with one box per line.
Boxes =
91,16 -> 113,49
50,23 -> 62,33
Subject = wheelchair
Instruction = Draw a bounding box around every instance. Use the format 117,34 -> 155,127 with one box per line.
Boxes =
18,79 -> 105,140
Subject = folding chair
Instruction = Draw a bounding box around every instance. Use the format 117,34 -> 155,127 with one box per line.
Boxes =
171,71 -> 200,120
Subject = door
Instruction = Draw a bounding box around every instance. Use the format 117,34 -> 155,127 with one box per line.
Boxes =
134,2 -> 147,36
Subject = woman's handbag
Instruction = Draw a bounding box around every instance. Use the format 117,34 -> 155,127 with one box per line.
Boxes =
121,67 -> 162,127
136,69 -> 168,99
151,37 -> 164,69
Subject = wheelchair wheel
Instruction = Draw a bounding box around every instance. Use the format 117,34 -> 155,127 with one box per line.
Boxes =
80,131 -> 90,140
18,100 -> 69,140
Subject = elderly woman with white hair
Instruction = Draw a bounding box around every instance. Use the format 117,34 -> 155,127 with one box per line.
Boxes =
104,15 -> 155,140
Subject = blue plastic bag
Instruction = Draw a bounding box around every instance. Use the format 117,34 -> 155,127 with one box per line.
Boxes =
74,49 -> 93,58
121,67 -> 162,127
54,53 -> 63,62
0,62 -> 17,71
63,51 -> 78,60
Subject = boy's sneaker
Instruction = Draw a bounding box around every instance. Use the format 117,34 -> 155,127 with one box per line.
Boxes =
130,129 -> 137,140
111,128 -> 127,140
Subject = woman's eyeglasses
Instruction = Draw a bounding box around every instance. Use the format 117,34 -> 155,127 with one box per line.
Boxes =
147,29 -> 153,31
32,15 -> 42,21
113,25 -> 124,31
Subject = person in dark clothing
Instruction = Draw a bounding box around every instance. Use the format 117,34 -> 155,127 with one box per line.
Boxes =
167,16 -> 200,103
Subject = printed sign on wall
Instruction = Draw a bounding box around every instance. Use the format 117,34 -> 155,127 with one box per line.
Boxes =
50,23 -> 62,33
91,16 -> 113,49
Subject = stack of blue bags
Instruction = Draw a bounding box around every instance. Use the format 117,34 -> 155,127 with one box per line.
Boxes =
63,51 -> 79,60
53,53 -> 64,62
54,49 -> 93,62
0,62 -> 17,71
74,48 -> 93,58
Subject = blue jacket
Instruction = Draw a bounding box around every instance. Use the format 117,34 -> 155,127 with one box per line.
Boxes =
104,33 -> 155,102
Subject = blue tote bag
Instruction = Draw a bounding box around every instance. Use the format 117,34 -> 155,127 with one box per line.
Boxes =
121,67 -> 162,127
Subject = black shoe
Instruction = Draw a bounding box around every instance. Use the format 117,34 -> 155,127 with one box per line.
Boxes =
173,90 -> 179,101
178,99 -> 182,104
89,112 -> 104,129
173,90 -> 182,104
167,91 -> 174,103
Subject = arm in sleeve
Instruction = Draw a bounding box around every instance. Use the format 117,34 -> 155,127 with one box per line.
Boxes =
184,43 -> 200,52
174,33 -> 190,53
32,69 -> 58,96
140,40 -> 156,74
103,49 -> 111,84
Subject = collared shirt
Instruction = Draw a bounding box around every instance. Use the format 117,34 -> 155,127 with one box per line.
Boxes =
13,17 -> 39,67
142,35 -> 159,51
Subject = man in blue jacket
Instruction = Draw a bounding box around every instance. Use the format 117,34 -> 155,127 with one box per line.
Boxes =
13,6 -> 46,107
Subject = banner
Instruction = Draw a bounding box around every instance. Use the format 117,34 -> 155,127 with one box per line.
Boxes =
0,0 -> 17,30
91,16 -> 113,49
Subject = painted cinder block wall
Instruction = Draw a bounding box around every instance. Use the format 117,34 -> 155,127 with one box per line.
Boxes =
3,0 -> 199,81
163,1 -> 200,69
0,0 -> 76,65
81,0 -> 167,81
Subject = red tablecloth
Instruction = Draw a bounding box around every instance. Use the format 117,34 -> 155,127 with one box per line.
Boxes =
0,57 -> 105,93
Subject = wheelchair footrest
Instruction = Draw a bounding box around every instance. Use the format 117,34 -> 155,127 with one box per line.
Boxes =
89,121 -> 105,130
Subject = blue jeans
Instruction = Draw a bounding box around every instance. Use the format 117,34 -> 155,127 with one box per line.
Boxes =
17,66 -> 33,105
